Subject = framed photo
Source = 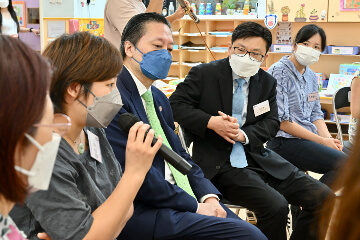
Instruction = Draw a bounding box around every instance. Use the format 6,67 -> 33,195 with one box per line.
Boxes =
340,0 -> 360,11
12,1 -> 26,27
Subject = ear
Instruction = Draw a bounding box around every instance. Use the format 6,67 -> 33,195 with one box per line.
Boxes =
124,41 -> 135,59
228,42 -> 232,58
65,83 -> 82,103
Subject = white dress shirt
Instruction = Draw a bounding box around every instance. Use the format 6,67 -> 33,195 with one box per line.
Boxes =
125,66 -> 219,204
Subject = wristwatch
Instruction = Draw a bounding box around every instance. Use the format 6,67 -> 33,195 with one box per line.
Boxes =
29,28 -> 33,33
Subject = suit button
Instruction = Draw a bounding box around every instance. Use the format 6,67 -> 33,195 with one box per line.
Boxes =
256,144 -> 261,148
216,166 -> 221,170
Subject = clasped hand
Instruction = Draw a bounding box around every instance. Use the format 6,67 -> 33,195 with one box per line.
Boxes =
208,111 -> 245,144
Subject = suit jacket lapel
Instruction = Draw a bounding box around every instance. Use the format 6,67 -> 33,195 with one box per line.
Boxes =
246,72 -> 261,123
120,67 -> 150,124
219,58 -> 234,115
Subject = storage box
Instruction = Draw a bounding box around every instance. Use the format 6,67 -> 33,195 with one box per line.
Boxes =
339,63 -> 360,75
330,113 -> 351,123
271,44 -> 292,53
327,46 -> 360,55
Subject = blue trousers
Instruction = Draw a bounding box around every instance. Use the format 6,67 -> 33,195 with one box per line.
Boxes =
152,202 -> 266,240
267,137 -> 347,188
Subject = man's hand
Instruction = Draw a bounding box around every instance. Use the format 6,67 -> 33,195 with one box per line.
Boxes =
204,197 -> 227,218
218,111 -> 246,142
197,203 -> 216,216
37,233 -> 52,240
173,4 -> 186,20
207,114 -> 240,144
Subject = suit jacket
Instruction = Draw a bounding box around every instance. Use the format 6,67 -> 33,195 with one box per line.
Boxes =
169,57 -> 295,180
105,67 -> 221,239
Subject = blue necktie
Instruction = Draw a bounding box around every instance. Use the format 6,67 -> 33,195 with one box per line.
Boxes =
230,78 -> 248,168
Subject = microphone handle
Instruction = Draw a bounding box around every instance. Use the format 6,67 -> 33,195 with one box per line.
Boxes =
151,137 -> 193,175
177,0 -> 200,24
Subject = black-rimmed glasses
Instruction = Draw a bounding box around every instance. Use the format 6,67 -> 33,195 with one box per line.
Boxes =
233,47 -> 265,62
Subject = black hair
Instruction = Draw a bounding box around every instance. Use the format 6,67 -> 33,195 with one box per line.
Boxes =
0,0 -> 20,34
232,22 -> 272,52
120,12 -> 172,59
294,24 -> 327,51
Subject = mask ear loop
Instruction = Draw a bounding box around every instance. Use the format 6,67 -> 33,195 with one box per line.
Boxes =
76,85 -> 97,108
14,165 -> 36,177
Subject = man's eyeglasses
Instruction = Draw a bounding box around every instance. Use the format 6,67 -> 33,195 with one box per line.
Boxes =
33,113 -> 71,136
233,47 -> 265,62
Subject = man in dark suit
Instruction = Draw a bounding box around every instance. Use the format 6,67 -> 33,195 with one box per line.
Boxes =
169,22 -> 334,240
105,13 -> 266,240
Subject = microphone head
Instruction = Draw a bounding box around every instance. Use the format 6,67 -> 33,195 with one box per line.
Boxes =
118,113 -> 141,134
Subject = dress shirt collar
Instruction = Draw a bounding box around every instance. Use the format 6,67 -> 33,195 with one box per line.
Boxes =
231,71 -> 250,83
124,65 -> 151,96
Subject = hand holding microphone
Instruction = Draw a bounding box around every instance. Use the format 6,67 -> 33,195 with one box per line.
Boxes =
118,113 -> 193,175
125,121 -> 163,177
177,0 -> 200,24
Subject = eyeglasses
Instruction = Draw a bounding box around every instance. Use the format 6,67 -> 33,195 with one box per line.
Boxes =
33,113 -> 71,136
233,47 -> 265,62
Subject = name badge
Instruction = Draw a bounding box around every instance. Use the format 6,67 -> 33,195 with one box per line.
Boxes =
87,130 -> 102,163
253,100 -> 270,117
308,92 -> 319,102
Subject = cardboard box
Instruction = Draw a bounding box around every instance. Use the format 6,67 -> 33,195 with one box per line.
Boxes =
339,63 -> 360,75
330,113 -> 351,123
327,46 -> 360,55
271,44 -> 292,53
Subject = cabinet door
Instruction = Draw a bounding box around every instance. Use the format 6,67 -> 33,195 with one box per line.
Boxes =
328,0 -> 360,22
267,0 -> 329,23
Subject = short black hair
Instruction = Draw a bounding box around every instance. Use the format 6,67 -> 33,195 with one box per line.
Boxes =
232,22 -> 272,52
120,12 -> 172,59
294,24 -> 327,51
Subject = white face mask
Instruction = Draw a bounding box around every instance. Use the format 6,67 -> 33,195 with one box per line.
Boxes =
0,0 -> 9,8
15,133 -> 61,193
229,54 -> 262,78
294,44 -> 321,66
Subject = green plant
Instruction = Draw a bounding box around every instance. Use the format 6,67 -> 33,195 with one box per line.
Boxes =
310,9 -> 317,15
268,0 -> 276,14
222,0 -> 235,9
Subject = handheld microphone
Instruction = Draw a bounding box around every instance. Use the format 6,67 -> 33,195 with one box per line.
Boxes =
177,0 -> 200,24
118,113 -> 193,175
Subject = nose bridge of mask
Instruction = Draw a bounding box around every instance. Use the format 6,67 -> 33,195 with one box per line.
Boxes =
297,44 -> 320,56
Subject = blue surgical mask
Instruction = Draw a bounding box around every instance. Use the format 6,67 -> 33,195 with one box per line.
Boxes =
132,46 -> 172,80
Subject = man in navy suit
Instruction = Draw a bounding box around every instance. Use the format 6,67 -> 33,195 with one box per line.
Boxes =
105,13 -> 266,240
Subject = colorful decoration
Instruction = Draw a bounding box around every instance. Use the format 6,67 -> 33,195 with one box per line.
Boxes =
321,10 -> 327,21
267,0 -> 276,14
294,4 -> 307,22
340,0 -> 360,11
309,9 -> 319,22
264,14 -> 278,30
12,1 -> 26,27
280,6 -> 290,22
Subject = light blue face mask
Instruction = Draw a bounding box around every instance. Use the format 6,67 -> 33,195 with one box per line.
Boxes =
132,46 -> 172,80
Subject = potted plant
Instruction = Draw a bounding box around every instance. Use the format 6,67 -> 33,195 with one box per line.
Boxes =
281,6 -> 290,22
294,4 -> 307,22
223,0 -> 236,15
309,9 -> 319,22
267,0 -> 276,14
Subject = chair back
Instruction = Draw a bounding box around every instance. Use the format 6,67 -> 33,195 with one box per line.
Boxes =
332,87 -> 351,145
